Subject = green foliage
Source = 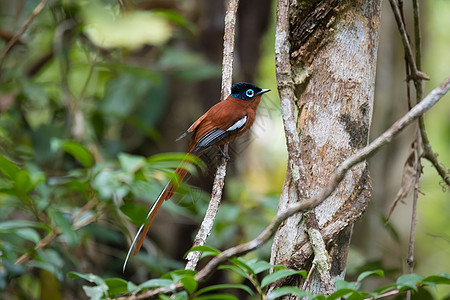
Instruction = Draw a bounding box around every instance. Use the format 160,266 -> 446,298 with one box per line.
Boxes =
67,245 -> 450,299
0,0 -> 218,296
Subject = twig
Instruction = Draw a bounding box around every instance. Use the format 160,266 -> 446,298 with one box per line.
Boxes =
407,132 -> 422,273
124,77 -> 449,300
15,228 -> 62,265
0,0 -> 50,64
422,147 -> 450,186
365,288 -> 400,299
396,0 -> 413,110
185,162 -> 227,270
185,0 -> 239,271
405,3 -> 423,299
302,265 -> 315,290
220,0 -> 239,100
15,199 -> 99,265
387,0 -> 429,81
412,0 -> 450,186
275,0 -> 307,197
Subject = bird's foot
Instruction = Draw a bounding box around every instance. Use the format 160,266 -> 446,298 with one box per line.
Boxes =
217,146 -> 230,160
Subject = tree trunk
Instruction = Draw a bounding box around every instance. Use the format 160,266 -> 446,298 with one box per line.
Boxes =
271,0 -> 381,296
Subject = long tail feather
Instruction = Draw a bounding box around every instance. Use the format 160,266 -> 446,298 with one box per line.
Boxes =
123,156 -> 195,271
123,182 -> 168,271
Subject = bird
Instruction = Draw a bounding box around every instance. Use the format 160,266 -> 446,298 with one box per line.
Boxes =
124,82 -> 270,269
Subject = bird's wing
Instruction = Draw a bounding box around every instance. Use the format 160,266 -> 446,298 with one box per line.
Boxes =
191,114 -> 248,154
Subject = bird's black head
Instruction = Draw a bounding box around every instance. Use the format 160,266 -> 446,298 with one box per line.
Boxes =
230,82 -> 270,100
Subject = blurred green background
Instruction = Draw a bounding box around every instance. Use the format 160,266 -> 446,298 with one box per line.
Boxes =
0,0 -> 448,299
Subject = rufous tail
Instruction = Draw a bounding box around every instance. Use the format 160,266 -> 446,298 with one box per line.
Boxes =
123,156 -> 194,271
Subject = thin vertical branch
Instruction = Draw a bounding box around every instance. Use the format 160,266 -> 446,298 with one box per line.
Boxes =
185,0 -> 240,271
220,0 -> 239,100
388,0 -> 428,81
412,0 -> 449,186
397,0 -> 413,110
408,135 -> 421,273
388,4 -> 447,300
0,0 -> 50,65
275,0 -> 306,198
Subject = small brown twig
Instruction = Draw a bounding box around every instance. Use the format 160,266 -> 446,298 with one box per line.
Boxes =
405,3 -> 422,298
387,0 -> 429,82
421,146 -> 450,187
15,198 -> 99,265
15,228 -> 62,265
396,0 -> 413,110
411,0 -> 449,187
185,0 -> 240,271
407,131 -> 422,273
128,77 -> 449,300
0,0 -> 50,65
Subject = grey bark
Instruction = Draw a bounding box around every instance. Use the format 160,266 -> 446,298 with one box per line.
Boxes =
271,0 -> 382,296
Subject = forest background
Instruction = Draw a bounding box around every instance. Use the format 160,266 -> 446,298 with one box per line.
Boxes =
0,0 -> 449,299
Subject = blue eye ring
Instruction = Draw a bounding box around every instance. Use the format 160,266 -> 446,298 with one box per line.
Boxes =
245,89 -> 254,97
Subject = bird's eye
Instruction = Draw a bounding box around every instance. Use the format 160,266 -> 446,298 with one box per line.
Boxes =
245,89 -> 254,97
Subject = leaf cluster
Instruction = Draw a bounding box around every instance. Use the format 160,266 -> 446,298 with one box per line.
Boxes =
69,245 -> 450,300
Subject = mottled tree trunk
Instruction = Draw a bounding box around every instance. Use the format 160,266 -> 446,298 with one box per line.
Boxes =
271,0 -> 381,296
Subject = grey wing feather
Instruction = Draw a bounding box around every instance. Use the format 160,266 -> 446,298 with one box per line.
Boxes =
193,128 -> 227,154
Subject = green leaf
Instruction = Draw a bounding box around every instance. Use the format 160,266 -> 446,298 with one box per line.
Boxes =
48,209 -> 77,247
247,259 -> 276,274
261,269 -> 307,288
164,269 -> 197,280
218,265 -> 251,281
118,153 -> 146,174
357,270 -> 384,282
161,291 -> 188,300
0,220 -> 49,232
180,276 -> 198,294
15,228 -> 40,243
196,284 -> 254,297
373,283 -> 397,294
266,287 -> 311,300
192,294 -> 238,300
82,285 -> 105,300
29,252 -> 64,281
229,257 -> 256,277
14,169 -> 32,194
396,273 -> 424,292
120,203 -> 148,225
184,245 -> 221,258
422,273 -> 450,286
127,281 -> 138,293
68,272 -> 107,288
327,289 -> 361,300
147,152 -> 204,169
136,278 -> 173,291
0,154 -> 19,179
345,291 -> 365,300
335,280 -> 357,290
104,278 -> 128,297
52,139 -> 93,167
